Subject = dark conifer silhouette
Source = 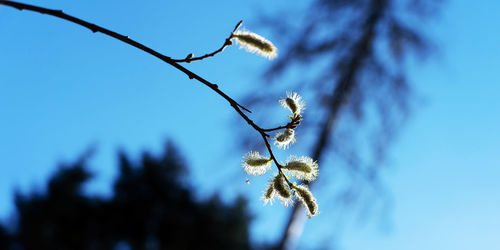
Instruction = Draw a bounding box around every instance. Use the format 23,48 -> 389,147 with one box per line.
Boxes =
0,225 -> 9,249
3,142 -> 251,250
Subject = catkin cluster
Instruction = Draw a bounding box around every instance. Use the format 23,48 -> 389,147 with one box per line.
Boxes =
241,90 -> 319,217
231,25 -> 319,218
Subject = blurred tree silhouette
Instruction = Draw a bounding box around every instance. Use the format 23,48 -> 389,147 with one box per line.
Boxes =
3,142 -> 251,250
0,224 -> 9,250
241,0 -> 441,248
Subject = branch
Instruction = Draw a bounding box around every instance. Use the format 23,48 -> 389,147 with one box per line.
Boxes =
0,1 -> 251,112
0,0 -> 293,187
262,125 -> 288,132
172,20 -> 242,63
263,114 -> 302,132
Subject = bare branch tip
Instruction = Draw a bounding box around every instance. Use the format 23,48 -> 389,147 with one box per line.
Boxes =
240,104 -> 252,113
233,20 -> 243,32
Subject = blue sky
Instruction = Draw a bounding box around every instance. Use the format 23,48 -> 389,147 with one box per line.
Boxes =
1,1 -> 499,249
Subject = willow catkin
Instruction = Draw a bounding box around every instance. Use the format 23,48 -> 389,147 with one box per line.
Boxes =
231,30 -> 277,59
294,184 -> 318,218
282,155 -> 319,181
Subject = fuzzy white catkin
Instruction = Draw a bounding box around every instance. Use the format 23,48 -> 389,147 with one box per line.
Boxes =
241,151 -> 271,176
261,181 -> 275,205
274,129 -> 296,149
294,184 -> 318,218
282,156 -> 319,181
232,30 -> 277,59
272,174 -> 293,207
279,91 -> 306,115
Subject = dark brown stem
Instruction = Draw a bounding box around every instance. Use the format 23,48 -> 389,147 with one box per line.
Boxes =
262,125 -> 288,132
259,132 -> 293,187
232,103 -> 293,187
172,20 -> 242,63
0,1 -> 252,113
0,1 -> 294,189
263,114 -> 302,132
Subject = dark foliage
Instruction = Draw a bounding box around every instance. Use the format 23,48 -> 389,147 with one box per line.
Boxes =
3,142 -> 251,250
0,225 -> 9,250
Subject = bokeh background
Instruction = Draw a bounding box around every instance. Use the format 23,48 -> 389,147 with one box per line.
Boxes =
1,0 -> 499,249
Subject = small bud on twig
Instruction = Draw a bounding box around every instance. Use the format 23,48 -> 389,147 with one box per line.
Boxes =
185,53 -> 194,63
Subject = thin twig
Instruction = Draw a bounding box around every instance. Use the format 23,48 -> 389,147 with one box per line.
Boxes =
262,125 -> 288,132
259,132 -> 293,187
0,1 -> 294,188
263,114 -> 302,132
172,20 -> 242,63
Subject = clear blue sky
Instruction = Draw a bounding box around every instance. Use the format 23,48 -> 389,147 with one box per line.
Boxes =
1,1 -> 499,249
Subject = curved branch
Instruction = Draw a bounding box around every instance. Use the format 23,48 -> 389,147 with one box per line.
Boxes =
0,1 -> 295,189
0,1 -> 251,113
